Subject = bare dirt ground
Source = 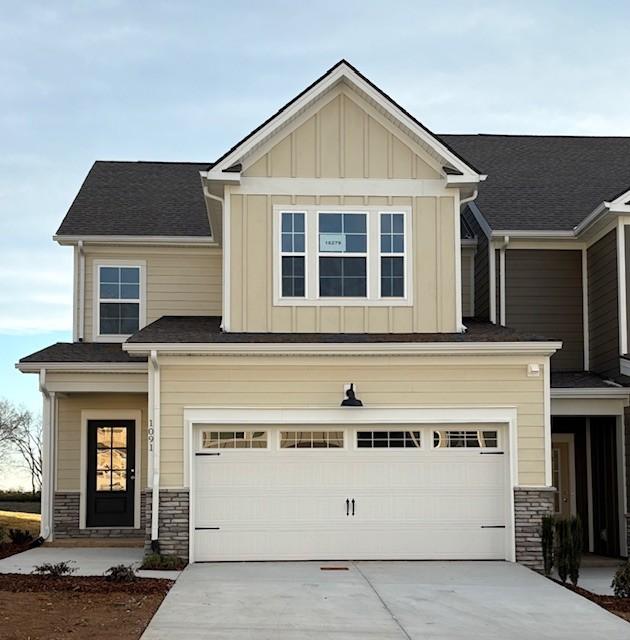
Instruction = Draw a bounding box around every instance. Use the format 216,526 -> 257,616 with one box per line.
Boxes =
0,573 -> 172,640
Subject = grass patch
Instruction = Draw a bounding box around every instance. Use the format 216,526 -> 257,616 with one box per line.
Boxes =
140,553 -> 187,571
0,510 -> 40,536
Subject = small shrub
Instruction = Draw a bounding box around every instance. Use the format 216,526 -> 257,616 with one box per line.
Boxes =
140,553 -> 187,571
568,516 -> 583,586
612,561 -> 630,597
541,515 -> 555,576
555,518 -> 570,583
8,529 -> 34,545
32,561 -> 76,578
105,564 -> 137,582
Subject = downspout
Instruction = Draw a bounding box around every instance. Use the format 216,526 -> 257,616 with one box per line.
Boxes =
78,240 -> 85,341
499,235 -> 510,326
459,188 -> 478,210
203,186 -> 226,331
38,369 -> 56,542
150,350 -> 161,552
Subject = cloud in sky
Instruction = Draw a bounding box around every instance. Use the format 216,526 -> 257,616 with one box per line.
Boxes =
1,1 -> 630,342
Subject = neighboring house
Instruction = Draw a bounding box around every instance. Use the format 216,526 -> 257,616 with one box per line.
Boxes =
17,60 -> 630,570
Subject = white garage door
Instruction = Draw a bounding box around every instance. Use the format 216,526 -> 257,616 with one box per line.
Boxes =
192,425 -> 509,561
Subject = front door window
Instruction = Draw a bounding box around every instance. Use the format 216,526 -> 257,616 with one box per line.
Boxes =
87,420 -> 135,528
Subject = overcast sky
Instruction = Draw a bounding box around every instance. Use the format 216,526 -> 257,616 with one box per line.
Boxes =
1,0 -> 630,484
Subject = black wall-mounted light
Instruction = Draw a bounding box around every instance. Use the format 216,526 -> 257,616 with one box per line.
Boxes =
341,383 -> 363,407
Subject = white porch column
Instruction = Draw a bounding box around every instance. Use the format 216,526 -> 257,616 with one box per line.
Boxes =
39,370 -> 56,540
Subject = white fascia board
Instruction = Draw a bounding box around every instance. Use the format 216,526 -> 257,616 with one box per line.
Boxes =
210,62 -> 482,181
202,170 -> 241,184
123,341 -> 562,357
16,362 -> 148,373
445,174 -> 487,185
551,387 -> 630,400
490,229 -> 575,239
54,235 -> 216,246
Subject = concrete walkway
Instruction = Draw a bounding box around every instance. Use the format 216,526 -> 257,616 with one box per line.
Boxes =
0,546 -> 180,579
141,561 -> 630,639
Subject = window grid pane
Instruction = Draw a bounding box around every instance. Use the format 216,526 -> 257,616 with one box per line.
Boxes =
357,431 -> 422,448
280,431 -> 344,449
319,257 -> 367,297
280,213 -> 305,298
380,213 -> 405,298
99,266 -> 141,335
202,431 -> 268,449
432,430 -> 499,449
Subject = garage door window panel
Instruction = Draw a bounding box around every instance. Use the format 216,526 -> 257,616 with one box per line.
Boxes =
280,431 -> 344,449
433,430 -> 499,449
201,430 -> 268,449
357,430 -> 422,448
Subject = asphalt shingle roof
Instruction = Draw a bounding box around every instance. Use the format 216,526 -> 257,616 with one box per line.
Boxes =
19,342 -> 147,364
441,134 -> 630,231
126,315 -> 556,344
56,161 -> 212,237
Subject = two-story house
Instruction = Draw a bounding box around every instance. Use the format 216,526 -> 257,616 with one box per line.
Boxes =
17,61 -> 630,571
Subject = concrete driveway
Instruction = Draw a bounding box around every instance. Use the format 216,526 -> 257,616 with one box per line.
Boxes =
141,561 -> 630,639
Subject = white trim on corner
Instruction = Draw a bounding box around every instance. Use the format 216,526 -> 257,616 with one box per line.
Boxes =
54,235 -> 216,246
92,260 -> 147,343
617,220 -> 628,355
79,410 -> 142,531
543,359 -> 552,487
454,191 -> 463,331
183,405 -> 518,564
123,341 -> 563,357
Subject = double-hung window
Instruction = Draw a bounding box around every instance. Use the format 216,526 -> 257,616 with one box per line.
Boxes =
380,213 -> 405,297
318,212 -> 367,297
280,212 -> 306,297
97,265 -> 143,337
275,206 -> 410,305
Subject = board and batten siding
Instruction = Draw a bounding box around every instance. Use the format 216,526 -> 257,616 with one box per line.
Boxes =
229,194 -> 458,333
83,245 -> 222,340
243,90 -> 442,180
159,354 -> 547,487
56,393 -> 148,491
588,230 -> 619,377
505,250 -> 584,372
462,208 -> 489,320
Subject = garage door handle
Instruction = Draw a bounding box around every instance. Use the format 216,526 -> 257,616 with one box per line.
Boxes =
351,499 -> 355,516
346,499 -> 350,516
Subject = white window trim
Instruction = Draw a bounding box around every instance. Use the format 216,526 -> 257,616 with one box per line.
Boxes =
273,205 -> 412,307
354,429 -> 424,450
278,429 -> 347,451
378,212 -> 408,300
431,427 -> 501,450
79,410 -> 142,530
93,260 -> 147,342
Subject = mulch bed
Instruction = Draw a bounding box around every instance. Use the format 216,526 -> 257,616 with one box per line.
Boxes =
0,573 -> 173,594
0,574 -> 173,640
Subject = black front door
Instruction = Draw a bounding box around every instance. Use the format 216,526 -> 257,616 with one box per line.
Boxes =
87,420 -> 135,527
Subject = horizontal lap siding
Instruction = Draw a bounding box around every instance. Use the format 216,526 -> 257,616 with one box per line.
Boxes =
506,250 -> 583,371
159,355 -> 546,487
56,393 -> 148,491
588,230 -> 619,377
84,245 -> 221,339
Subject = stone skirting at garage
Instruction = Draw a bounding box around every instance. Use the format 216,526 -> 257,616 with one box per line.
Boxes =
143,488 -> 189,559
53,491 -> 146,538
514,487 -> 555,571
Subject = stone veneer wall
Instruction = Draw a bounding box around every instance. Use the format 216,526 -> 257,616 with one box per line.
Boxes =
54,491 -> 146,538
514,487 -> 555,570
143,488 -> 190,559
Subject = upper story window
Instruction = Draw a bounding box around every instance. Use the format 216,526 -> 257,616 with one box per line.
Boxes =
274,206 -> 411,306
96,263 -> 145,339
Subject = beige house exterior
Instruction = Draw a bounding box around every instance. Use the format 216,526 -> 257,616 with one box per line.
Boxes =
19,60 -> 630,569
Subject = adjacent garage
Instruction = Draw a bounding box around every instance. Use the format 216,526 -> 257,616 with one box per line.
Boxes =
191,423 -> 511,561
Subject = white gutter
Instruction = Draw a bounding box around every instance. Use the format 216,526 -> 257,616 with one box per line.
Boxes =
78,241 -> 85,342
459,189 -> 478,209
499,235 -> 509,326
551,387 -> 630,400
124,340 -> 562,357
203,187 -> 227,331
39,369 -> 56,541
54,235 -> 216,246
149,350 -> 161,549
